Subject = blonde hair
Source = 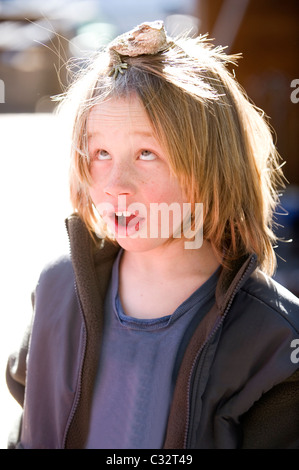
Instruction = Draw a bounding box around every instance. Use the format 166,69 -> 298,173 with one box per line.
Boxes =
59,34 -> 285,275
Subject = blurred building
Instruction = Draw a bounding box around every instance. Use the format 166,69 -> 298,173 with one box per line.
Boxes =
196,0 -> 299,188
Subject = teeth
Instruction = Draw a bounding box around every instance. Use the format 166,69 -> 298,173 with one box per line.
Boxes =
115,211 -> 132,217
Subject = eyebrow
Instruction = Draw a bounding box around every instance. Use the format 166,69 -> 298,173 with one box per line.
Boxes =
87,129 -> 156,140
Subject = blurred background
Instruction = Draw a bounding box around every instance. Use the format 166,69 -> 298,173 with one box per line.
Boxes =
0,0 -> 298,448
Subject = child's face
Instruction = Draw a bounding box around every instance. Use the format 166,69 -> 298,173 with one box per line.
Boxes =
87,94 -> 188,252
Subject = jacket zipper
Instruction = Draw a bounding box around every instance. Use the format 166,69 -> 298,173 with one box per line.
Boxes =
62,220 -> 87,449
183,255 -> 257,448
183,315 -> 223,448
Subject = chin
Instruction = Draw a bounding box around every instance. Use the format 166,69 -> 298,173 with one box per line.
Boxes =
115,236 -> 170,253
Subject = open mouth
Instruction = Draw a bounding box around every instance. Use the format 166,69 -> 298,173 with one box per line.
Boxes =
115,211 -> 138,228
107,210 -> 146,237
98,204 -> 147,237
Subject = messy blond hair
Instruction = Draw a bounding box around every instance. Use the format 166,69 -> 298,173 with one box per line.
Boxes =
59,33 -> 285,275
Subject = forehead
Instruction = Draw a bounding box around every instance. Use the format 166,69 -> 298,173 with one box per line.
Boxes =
87,95 -> 154,135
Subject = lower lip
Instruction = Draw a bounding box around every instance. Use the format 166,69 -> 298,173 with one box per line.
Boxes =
109,215 -> 145,238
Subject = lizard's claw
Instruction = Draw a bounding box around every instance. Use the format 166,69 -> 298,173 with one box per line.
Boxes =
109,62 -> 128,79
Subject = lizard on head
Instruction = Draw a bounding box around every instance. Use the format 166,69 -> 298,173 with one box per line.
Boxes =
108,21 -> 171,78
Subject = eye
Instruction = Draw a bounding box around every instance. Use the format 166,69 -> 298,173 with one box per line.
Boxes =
139,150 -> 157,161
95,150 -> 111,160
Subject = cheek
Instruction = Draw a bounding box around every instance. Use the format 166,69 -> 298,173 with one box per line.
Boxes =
89,163 -> 102,184
89,185 -> 99,203
88,164 -> 107,201
147,178 -> 185,205
88,177 -> 104,205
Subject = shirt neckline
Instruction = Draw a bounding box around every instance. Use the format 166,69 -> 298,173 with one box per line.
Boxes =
112,249 -> 220,329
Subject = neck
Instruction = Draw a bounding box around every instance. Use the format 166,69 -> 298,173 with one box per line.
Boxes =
118,239 -> 220,319
121,239 -> 220,282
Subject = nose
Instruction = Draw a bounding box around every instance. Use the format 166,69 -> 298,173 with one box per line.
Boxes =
104,162 -> 136,198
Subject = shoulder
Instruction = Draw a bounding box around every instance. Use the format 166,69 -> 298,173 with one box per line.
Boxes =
239,269 -> 299,333
33,254 -> 76,312
212,268 -> 299,409
30,254 -> 82,348
218,267 -> 299,372
36,254 -> 74,288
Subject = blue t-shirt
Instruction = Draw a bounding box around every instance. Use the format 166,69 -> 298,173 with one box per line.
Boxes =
85,251 -> 219,449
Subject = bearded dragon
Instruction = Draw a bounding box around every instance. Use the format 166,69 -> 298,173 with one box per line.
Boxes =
108,20 -> 170,78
